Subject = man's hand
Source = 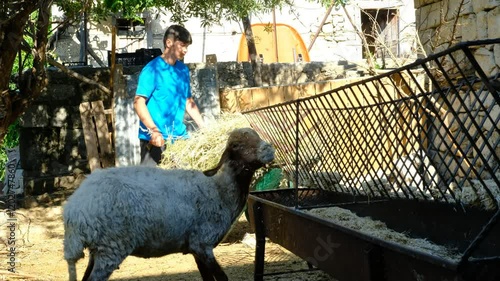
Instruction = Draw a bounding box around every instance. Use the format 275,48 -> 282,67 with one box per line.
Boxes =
149,131 -> 165,147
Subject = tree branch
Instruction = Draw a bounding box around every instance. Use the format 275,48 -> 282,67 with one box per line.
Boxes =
341,4 -> 376,75
242,15 -> 262,87
47,56 -> 111,95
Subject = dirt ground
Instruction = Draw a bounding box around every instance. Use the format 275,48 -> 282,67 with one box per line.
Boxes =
1,190 -> 336,281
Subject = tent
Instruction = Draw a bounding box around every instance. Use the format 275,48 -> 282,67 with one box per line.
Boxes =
237,23 -> 310,63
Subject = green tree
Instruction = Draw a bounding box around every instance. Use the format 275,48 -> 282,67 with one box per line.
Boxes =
0,1 -> 51,144
0,0 -> 292,145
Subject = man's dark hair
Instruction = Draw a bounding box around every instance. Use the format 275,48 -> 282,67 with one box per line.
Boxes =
163,25 -> 192,48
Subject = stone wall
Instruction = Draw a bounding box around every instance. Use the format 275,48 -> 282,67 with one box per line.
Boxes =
414,0 -> 499,185
206,60 -> 355,89
19,68 -> 113,195
219,78 -> 366,113
415,0 -> 500,77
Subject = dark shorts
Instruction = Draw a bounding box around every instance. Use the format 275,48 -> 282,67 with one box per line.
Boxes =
139,140 -> 165,166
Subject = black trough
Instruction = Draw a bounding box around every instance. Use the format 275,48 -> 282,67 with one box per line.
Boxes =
243,39 -> 500,281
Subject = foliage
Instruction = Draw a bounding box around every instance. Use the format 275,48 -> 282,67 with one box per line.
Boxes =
98,0 -> 293,26
10,36 -> 35,91
53,0 -> 297,26
0,119 -> 20,181
2,119 -> 20,150
0,1 -> 51,145
314,0 -> 349,7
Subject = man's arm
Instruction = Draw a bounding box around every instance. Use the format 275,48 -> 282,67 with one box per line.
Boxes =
134,96 -> 164,146
185,97 -> 205,129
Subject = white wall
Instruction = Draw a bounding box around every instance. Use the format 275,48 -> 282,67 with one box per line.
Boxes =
51,0 -> 416,66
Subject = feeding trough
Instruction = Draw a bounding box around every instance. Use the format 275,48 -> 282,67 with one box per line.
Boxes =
243,39 -> 500,281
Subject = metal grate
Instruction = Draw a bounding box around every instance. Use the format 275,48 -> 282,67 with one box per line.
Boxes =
243,39 -> 500,211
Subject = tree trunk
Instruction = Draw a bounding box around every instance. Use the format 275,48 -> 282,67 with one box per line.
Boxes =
0,1 -> 52,144
242,15 -> 262,87
31,0 -> 53,94
0,1 -> 39,143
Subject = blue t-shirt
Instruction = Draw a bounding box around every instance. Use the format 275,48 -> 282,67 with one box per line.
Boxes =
136,56 -> 191,141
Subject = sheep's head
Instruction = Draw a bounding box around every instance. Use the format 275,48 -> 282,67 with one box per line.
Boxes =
204,128 -> 274,176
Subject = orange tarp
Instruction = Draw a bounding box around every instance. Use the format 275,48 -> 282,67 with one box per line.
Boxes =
237,23 -> 310,63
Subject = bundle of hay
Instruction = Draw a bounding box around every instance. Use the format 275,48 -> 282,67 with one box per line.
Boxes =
159,113 -> 250,171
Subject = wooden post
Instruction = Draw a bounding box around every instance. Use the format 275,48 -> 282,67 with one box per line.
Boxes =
110,25 -> 116,93
272,9 -> 279,62
80,101 -> 114,171
308,4 -> 334,52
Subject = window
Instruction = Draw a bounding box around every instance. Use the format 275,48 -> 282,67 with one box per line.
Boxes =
361,9 -> 399,60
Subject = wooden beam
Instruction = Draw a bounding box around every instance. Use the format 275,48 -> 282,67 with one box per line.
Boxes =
79,102 -> 101,171
79,100 -> 114,171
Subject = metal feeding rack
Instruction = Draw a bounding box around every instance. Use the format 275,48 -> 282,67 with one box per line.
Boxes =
243,39 -> 500,281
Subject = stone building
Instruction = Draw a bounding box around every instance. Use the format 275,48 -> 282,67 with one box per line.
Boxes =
415,0 -> 499,77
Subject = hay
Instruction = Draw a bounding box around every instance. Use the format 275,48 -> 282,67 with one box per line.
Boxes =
458,175 -> 500,210
305,207 -> 461,261
159,113 -> 250,171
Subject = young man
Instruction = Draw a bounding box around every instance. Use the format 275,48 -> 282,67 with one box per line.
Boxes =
134,25 -> 204,166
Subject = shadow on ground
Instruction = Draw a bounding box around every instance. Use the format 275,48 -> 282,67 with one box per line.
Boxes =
111,260 -> 335,281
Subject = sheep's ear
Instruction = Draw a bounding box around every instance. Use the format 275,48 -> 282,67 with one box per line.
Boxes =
203,167 -> 218,177
203,148 -> 229,177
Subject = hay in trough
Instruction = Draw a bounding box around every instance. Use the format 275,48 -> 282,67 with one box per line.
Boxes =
305,207 -> 461,261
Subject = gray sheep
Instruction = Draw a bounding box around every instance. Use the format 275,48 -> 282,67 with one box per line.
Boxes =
63,128 -> 275,281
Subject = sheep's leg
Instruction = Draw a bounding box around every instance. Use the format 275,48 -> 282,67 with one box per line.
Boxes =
194,249 -> 228,281
85,263 -> 115,281
194,256 -> 215,281
67,259 -> 77,281
81,252 -> 95,281
85,253 -> 125,281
